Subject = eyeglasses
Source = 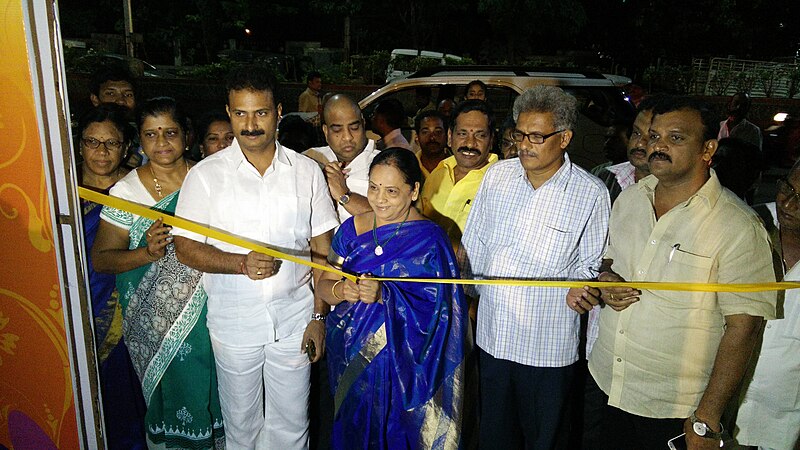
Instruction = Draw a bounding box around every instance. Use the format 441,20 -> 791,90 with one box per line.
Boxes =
777,178 -> 800,205
511,129 -> 564,145
82,137 -> 123,151
501,138 -> 516,149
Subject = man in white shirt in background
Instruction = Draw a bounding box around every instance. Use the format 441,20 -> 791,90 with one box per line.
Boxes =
371,98 -> 411,150
304,94 -> 379,223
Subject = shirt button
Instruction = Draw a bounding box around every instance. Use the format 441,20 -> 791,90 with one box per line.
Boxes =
616,357 -> 622,362
766,324 -> 772,329
619,330 -> 625,334
650,239 -> 657,245
638,270 -> 645,275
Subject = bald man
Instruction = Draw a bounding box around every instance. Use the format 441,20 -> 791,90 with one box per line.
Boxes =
304,94 -> 378,222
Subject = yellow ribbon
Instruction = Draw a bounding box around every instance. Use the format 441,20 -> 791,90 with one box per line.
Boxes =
79,187 -> 356,281
79,187 -> 800,293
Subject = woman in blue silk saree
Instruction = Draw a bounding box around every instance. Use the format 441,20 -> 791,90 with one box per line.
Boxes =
78,105 -> 147,448
318,148 -> 468,450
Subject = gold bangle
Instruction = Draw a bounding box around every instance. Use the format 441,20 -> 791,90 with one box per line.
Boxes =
331,278 -> 345,302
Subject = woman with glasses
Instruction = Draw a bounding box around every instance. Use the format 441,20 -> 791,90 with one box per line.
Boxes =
734,164 -> 800,450
78,104 -> 147,449
92,97 -> 225,449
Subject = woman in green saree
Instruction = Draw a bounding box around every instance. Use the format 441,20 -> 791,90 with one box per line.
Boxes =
92,97 -> 225,449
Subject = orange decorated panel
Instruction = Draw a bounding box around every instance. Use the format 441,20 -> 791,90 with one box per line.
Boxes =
0,1 -> 80,448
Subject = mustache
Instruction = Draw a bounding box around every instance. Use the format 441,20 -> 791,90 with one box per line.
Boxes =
629,147 -> 646,156
648,151 -> 671,163
240,129 -> 265,136
456,146 -> 481,154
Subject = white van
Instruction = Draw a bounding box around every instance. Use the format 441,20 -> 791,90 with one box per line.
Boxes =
385,49 -> 463,82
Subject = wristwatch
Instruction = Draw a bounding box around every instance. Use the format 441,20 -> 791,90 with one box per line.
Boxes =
337,191 -> 351,206
690,411 -> 724,441
310,312 -> 327,322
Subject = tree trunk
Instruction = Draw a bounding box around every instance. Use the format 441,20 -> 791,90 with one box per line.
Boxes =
344,15 -> 351,63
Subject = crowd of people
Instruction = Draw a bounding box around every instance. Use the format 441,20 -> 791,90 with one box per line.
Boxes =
76,63 -> 798,450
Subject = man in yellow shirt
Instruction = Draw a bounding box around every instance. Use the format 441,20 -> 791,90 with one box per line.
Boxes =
414,110 -> 450,179
297,71 -> 322,114
421,100 -> 498,249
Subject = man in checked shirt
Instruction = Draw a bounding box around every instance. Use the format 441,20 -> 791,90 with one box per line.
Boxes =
461,85 -> 610,450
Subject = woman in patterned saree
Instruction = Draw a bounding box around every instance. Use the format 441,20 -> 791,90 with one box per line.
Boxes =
92,97 -> 225,449
317,148 -> 468,449
78,104 -> 147,448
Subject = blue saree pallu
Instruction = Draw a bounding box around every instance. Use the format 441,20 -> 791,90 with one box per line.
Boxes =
327,218 -> 468,450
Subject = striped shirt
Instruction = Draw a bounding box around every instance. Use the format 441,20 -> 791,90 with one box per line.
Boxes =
461,154 -> 610,367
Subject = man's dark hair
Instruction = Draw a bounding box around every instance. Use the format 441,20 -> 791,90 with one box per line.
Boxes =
450,99 -> 494,136
278,115 -> 315,153
637,94 -> 666,115
712,137 -> 762,200
731,92 -> 752,115
498,115 -> 516,137
226,65 -> 278,104
652,96 -> 719,141
136,96 -> 190,134
306,70 -> 321,83
414,110 -> 447,133
466,80 -> 487,93
370,147 -> 423,190
374,99 -> 406,130
195,110 -> 230,140
90,66 -> 136,96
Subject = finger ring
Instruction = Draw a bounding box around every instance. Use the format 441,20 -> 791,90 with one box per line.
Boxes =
147,232 -> 152,237
609,294 -> 615,301
256,271 -> 262,276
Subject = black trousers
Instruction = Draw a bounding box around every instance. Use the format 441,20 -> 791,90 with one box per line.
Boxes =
585,374 -> 685,450
478,348 -> 575,450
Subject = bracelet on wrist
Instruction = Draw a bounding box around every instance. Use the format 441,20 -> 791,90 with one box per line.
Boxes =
331,278 -> 345,302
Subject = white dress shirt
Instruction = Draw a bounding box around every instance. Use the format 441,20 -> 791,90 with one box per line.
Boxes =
172,140 -> 339,346
462,155 -> 610,367
735,202 -> 800,449
378,128 -> 411,150
303,140 -> 379,222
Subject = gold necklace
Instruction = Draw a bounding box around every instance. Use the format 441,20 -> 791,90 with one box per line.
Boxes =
149,159 -> 188,198
149,164 -> 163,198
372,208 -> 410,256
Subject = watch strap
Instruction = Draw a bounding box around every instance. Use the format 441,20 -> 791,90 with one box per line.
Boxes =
690,411 -> 724,440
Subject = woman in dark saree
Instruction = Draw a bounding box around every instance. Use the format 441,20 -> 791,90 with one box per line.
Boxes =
318,148 -> 468,449
78,104 -> 147,448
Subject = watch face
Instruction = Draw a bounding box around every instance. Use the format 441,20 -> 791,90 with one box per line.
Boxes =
693,421 -> 707,436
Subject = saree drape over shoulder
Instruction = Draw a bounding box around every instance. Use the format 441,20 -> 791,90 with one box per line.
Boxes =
102,190 -> 225,449
327,218 -> 467,450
